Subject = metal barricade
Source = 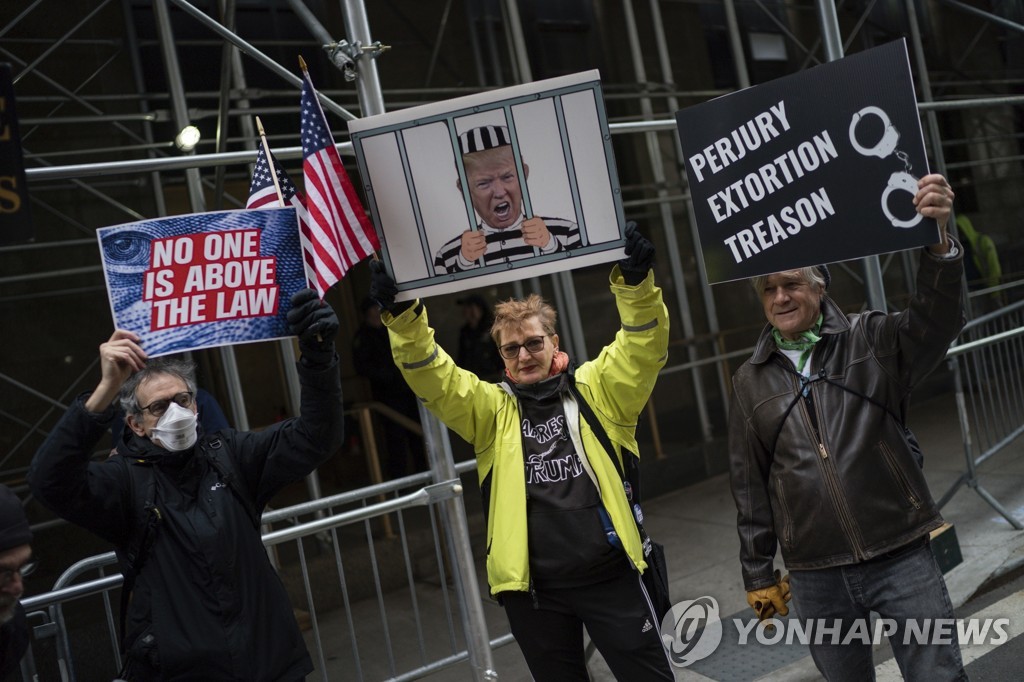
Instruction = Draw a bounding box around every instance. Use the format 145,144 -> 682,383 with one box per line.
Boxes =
20,471 -> 511,681
938,299 -> 1024,528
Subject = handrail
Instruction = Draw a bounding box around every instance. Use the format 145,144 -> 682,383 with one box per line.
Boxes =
958,298 -> 1024,335
23,480 -> 464,608
938,303 -> 1024,528
947,325 -> 1024,357
22,574 -> 122,611
346,400 -> 424,436
262,481 -> 461,546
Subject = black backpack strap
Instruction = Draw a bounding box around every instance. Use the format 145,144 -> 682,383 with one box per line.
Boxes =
571,383 -> 626,480
768,360 -> 906,457
567,381 -> 653,543
201,438 -> 260,529
118,460 -> 162,646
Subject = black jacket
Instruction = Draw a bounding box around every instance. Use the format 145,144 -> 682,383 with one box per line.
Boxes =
729,245 -> 964,590
29,358 -> 344,681
0,603 -> 29,682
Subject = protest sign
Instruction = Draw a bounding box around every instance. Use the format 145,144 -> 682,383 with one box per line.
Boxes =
97,207 -> 305,356
676,39 -> 937,283
349,70 -> 626,301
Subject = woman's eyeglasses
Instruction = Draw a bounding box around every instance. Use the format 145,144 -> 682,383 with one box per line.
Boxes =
139,391 -> 194,418
498,336 -> 548,359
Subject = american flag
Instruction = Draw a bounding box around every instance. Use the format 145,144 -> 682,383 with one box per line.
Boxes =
300,72 -> 379,291
246,145 -> 322,294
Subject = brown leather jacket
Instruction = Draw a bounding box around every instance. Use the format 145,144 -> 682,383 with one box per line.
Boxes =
729,245 -> 965,590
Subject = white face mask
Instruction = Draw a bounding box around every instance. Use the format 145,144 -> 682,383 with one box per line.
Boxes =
150,401 -> 198,452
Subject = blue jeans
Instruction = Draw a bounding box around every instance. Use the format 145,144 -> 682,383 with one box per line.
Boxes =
788,538 -> 967,682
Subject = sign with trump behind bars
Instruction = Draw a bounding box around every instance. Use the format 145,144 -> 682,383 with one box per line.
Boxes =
676,39 -> 940,284
349,70 -> 628,301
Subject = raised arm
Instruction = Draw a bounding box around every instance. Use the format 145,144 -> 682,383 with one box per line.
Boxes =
29,330 -> 146,545
576,223 -> 669,424
229,289 -> 345,507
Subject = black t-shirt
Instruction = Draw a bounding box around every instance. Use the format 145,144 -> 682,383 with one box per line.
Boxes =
512,374 -> 625,588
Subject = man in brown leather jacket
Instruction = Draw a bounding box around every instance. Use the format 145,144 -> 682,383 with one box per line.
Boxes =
728,173 -> 968,680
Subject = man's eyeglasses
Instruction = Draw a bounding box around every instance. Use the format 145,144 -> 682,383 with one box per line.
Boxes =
498,335 -> 548,359
0,556 -> 38,587
139,391 -> 194,418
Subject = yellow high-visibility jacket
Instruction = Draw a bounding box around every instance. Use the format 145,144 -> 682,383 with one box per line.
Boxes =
383,267 -> 669,595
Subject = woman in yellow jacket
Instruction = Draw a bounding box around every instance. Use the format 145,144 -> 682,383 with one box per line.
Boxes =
370,224 -> 673,681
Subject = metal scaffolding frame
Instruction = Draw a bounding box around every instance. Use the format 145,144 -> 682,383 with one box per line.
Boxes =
4,0 -> 1023,499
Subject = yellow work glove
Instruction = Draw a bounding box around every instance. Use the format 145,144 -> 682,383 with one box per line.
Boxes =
746,569 -> 792,621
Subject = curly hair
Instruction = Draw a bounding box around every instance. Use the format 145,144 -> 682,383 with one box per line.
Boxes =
118,357 -> 197,420
490,294 -> 557,345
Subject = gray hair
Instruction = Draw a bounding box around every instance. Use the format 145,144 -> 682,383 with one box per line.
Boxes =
118,357 -> 197,419
750,266 -> 827,295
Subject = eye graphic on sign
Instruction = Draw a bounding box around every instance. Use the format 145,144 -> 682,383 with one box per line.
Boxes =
102,230 -> 152,273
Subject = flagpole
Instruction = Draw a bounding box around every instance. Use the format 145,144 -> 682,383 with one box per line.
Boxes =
298,55 -> 380,264
257,115 -> 318,295
256,116 -> 287,208
254,117 -> 322,522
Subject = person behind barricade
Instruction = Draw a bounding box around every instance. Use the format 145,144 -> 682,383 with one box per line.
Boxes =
28,288 -> 344,682
352,296 -> 425,479
956,213 -> 1004,312
372,223 -> 674,680
455,293 -> 504,382
433,125 -> 581,275
728,174 -> 968,680
956,213 -> 1002,292
0,484 -> 35,682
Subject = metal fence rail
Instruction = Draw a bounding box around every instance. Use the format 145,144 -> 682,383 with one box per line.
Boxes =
19,473 -> 507,682
938,299 -> 1024,528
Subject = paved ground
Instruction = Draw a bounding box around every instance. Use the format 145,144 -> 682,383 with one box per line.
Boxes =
301,388 -> 1024,681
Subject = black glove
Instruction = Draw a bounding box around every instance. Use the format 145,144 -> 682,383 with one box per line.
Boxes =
619,221 -> 655,285
287,288 -> 339,366
368,260 -> 414,315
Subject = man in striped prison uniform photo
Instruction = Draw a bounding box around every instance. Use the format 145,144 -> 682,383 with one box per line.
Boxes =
433,125 -> 580,275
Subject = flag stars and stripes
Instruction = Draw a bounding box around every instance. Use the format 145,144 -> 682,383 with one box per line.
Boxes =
247,71 -> 379,299
298,70 -> 379,295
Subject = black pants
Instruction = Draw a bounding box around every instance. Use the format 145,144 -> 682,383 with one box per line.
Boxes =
502,567 -> 673,681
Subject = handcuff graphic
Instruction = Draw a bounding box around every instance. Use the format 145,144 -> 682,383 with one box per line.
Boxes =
848,106 -> 923,229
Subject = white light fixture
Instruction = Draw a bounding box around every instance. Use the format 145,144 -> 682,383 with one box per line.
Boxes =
174,125 -> 201,151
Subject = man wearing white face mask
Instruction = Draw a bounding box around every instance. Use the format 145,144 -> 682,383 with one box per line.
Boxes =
29,288 -> 344,681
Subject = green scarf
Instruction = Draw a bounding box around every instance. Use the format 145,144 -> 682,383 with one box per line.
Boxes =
772,314 -> 824,374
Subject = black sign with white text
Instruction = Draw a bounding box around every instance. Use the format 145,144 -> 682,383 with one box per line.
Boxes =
676,40 -> 937,284
1,63 -> 33,245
